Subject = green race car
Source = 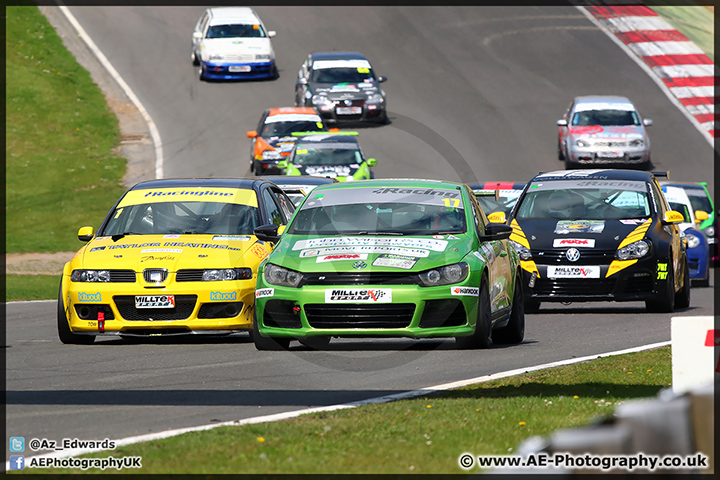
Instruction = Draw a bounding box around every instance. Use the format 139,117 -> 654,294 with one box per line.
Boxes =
252,179 -> 525,350
277,133 -> 376,181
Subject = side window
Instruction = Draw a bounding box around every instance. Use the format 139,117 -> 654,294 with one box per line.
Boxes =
261,189 -> 284,226
199,13 -> 209,36
271,187 -> 295,222
651,180 -> 668,216
467,192 -> 486,236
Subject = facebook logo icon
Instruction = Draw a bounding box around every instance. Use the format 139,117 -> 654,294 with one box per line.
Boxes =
10,437 -> 25,452
9,455 -> 25,470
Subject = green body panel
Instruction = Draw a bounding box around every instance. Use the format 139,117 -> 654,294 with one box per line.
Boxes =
697,183 -> 714,230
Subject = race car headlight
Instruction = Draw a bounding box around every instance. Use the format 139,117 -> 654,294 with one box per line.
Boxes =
261,150 -> 282,160
702,225 -> 715,238
71,270 -> 110,282
628,138 -> 644,147
202,268 -> 252,281
311,95 -> 333,107
264,263 -> 304,288
418,262 -> 469,287
208,53 -> 224,60
616,239 -> 651,260
575,139 -> 591,148
510,241 -> 532,260
685,233 -> 701,249
366,93 -> 384,104
255,54 -> 271,60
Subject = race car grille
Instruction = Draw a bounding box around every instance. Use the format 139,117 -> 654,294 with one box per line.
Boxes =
198,302 -> 243,319
532,249 -> 616,265
224,54 -> 255,62
333,99 -> 365,107
113,295 -> 197,320
176,270 -> 205,282
109,270 -> 136,282
419,299 -> 467,328
299,272 -> 421,286
263,300 -> 302,328
532,278 -> 617,297
304,304 -> 415,329
143,268 -> 168,283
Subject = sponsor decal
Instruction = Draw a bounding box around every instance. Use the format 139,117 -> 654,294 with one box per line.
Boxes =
619,219 -> 646,225
433,235 -> 445,239
142,190 -> 232,198
299,246 -> 431,258
554,220 -> 605,234
163,234 -> 181,239
553,238 -> 595,248
135,295 -> 175,308
212,235 -> 251,241
657,262 -> 669,280
450,286 -> 479,296
473,251 -> 485,261
255,288 -> 274,298
447,235 -> 459,240
325,288 -> 392,303
141,248 -> 183,253
371,187 -> 459,198
251,244 -> 268,259
90,246 -> 106,252
372,254 -> 418,270
293,237 -> 447,252
316,253 -> 368,263
78,292 -> 101,302
546,265 -> 600,278
140,255 -> 175,263
210,291 -> 237,301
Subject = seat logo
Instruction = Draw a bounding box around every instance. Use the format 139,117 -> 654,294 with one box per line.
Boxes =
566,248 -> 581,262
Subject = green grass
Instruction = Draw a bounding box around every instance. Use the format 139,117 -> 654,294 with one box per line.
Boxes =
6,274 -> 59,302
19,347 -> 671,474
5,6 -> 128,254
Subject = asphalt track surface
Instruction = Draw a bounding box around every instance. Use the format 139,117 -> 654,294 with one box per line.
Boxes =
6,6 -> 715,457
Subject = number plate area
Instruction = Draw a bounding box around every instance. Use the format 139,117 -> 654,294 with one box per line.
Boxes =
229,65 -> 251,72
135,295 -> 176,308
336,106 -> 362,115
596,151 -> 624,159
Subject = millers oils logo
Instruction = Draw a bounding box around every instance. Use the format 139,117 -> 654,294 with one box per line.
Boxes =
325,288 -> 392,303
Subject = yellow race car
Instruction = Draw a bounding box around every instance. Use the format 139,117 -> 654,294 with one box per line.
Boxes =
57,178 -> 294,344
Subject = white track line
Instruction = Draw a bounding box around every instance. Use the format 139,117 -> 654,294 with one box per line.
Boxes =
58,5 -> 164,179
7,340 -> 670,468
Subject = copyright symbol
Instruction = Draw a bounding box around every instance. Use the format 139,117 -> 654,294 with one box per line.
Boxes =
459,453 -> 475,469
29,438 -> 41,450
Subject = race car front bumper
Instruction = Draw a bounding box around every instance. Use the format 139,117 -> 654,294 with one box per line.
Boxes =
314,102 -> 386,124
566,146 -> 649,166
201,60 -> 275,80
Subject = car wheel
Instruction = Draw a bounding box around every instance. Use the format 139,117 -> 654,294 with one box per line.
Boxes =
299,336 -> 331,349
524,298 -> 541,313
674,256 -> 691,309
198,66 -> 206,81
646,256 -> 675,313
57,282 -> 95,345
252,310 -> 290,351
269,65 -> 279,80
192,51 -> 200,67
492,276 -> 525,344
455,278 -> 491,349
253,162 -> 264,176
564,157 -> 574,170
557,141 -> 565,160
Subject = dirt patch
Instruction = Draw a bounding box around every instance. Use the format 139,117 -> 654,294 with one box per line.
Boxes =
6,252 -> 77,275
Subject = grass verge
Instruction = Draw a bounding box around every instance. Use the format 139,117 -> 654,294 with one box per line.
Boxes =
6,275 -> 59,302
18,346 -> 672,474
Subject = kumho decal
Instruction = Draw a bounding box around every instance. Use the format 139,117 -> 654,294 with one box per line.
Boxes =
78,292 -> 102,302
210,291 -> 237,301
450,287 -> 479,296
325,288 -> 392,303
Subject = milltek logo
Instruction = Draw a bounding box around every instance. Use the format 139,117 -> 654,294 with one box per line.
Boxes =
451,287 -> 479,296
325,288 -> 392,303
210,291 -> 236,301
78,292 -> 102,302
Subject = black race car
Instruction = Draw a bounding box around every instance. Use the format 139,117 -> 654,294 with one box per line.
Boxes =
506,169 -> 690,313
294,52 -> 388,125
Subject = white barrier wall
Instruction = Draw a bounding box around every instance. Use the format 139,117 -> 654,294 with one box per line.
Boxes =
671,316 -> 717,394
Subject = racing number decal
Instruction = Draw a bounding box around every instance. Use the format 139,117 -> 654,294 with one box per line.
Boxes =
357,67 -> 370,73
442,198 -> 460,208
657,263 -> 668,280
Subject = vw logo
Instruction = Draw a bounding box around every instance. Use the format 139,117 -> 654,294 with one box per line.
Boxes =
352,261 -> 367,270
344,99 -> 353,106
565,248 -> 580,262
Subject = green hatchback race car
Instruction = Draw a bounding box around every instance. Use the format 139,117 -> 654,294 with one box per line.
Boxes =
251,179 -> 525,350
277,133 -> 376,181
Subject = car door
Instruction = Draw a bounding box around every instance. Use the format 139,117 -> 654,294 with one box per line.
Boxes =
651,179 -> 682,291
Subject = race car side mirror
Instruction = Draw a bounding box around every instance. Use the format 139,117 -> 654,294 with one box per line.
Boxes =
377,76 -> 387,83
367,158 -> 377,166
192,32 -> 203,40
298,77 -> 308,85
277,160 -> 288,169
268,31 -> 276,38
695,210 -> 709,222
556,119 -> 568,126
643,118 -> 653,126
663,211 -> 684,224
254,224 -> 281,243
247,131 -> 257,138
487,211 -> 506,224
484,223 -> 512,240
78,226 -> 94,242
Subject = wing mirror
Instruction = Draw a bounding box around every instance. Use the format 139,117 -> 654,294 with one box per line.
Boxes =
254,224 -> 281,243
277,160 -> 289,169
78,226 -> 94,242
298,77 -> 308,85
556,119 -> 568,127
247,130 -> 257,138
643,118 -> 653,127
367,158 -> 377,167
484,223 -> 512,240
377,75 -> 387,83
663,210 -> 684,224
268,31 -> 276,38
487,211 -> 507,224
695,210 -> 709,222
192,31 -> 203,40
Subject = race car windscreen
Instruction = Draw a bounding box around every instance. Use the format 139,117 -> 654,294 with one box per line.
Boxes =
476,192 -> 522,216
515,180 -> 651,221
311,67 -> 374,84
206,23 -> 267,38
101,201 -> 261,236
287,187 -> 466,236
572,109 -> 641,126
262,121 -> 324,137
683,188 -> 713,214
292,145 -> 361,166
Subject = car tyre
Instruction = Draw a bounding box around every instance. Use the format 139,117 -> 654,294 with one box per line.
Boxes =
557,141 -> 565,160
674,256 -> 691,309
646,257 -> 675,313
492,276 -> 525,344
299,336 -> 331,349
252,311 -> 290,351
198,66 -> 206,82
57,282 -> 95,345
455,278 -> 491,349
192,51 -> 200,67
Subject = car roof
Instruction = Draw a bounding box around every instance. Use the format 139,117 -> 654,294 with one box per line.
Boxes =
295,134 -> 360,145
129,177 -> 269,191
207,7 -> 260,24
259,176 -> 337,186
310,178 -> 465,192
573,95 -> 634,106
530,169 -> 655,183
266,107 -> 319,117
466,182 -> 526,190
660,181 -> 706,191
310,52 -> 368,62
661,185 -> 692,204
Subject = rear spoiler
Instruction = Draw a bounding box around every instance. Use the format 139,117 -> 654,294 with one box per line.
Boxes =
652,171 -> 669,178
